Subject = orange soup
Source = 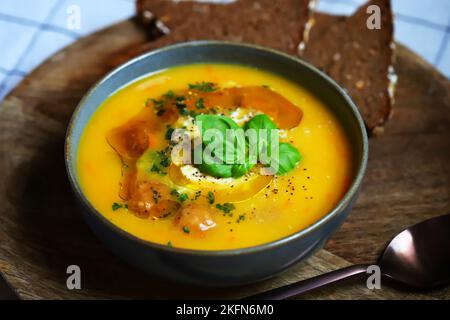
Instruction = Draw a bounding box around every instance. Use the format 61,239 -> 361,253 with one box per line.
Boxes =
77,64 -> 353,250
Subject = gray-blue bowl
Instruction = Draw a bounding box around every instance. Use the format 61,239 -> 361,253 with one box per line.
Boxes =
65,41 -> 368,287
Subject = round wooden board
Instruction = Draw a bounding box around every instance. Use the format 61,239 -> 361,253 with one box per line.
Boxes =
0,19 -> 449,300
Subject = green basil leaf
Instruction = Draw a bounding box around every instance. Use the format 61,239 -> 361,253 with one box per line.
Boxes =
197,149 -> 253,178
231,161 -> 254,177
195,114 -> 240,144
197,148 -> 231,178
274,143 -> 302,175
195,115 -> 251,178
196,114 -> 242,163
199,164 -> 233,178
193,114 -> 299,178
223,128 -> 246,164
244,114 -> 278,156
197,162 -> 234,178
244,114 -> 278,131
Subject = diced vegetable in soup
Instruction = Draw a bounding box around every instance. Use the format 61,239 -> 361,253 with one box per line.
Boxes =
77,64 -> 353,250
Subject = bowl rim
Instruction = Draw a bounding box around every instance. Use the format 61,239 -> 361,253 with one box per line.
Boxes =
65,40 -> 369,257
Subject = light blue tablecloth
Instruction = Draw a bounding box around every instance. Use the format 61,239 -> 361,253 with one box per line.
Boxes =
0,0 -> 449,101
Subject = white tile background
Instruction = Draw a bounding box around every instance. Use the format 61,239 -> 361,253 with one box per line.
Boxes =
0,0 -> 448,101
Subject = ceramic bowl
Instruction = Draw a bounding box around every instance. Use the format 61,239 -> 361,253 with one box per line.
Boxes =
65,41 -> 368,286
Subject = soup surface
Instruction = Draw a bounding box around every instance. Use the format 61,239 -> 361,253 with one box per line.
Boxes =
78,64 -> 353,250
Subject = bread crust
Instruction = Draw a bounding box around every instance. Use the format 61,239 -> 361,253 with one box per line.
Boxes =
136,0 -> 312,54
302,0 -> 395,134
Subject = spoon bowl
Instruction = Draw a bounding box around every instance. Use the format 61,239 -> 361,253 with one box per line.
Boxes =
380,214 -> 450,289
248,214 -> 450,299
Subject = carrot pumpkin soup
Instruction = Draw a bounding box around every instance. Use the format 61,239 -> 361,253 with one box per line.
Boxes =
77,64 -> 353,250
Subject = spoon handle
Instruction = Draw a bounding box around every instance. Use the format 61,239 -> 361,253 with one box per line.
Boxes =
245,264 -> 371,300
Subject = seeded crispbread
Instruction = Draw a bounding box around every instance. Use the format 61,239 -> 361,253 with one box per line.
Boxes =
135,0 -> 312,54
302,0 -> 395,134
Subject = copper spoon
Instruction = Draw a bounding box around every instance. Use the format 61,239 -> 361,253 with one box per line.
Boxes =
247,214 -> 450,300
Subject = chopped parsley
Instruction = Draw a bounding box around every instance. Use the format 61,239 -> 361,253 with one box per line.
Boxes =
112,202 -> 125,211
182,226 -> 190,234
175,100 -> 186,109
160,155 -> 171,167
147,91 -> 174,115
152,98 -> 164,108
175,98 -> 189,115
156,109 -> 166,117
148,98 -> 167,117
167,240 -> 173,247
165,127 -> 175,140
148,150 -> 171,174
188,82 -> 217,92
163,90 -> 175,99
207,191 -> 215,205
171,189 -> 189,203
178,193 -> 189,202
151,164 -> 161,174
195,98 -> 205,109
171,189 -> 180,197
216,203 -> 235,214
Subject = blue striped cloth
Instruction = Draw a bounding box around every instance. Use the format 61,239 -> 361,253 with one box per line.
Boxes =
0,0 -> 449,101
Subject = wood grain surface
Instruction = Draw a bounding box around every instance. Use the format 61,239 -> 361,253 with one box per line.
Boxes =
0,19 -> 449,300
